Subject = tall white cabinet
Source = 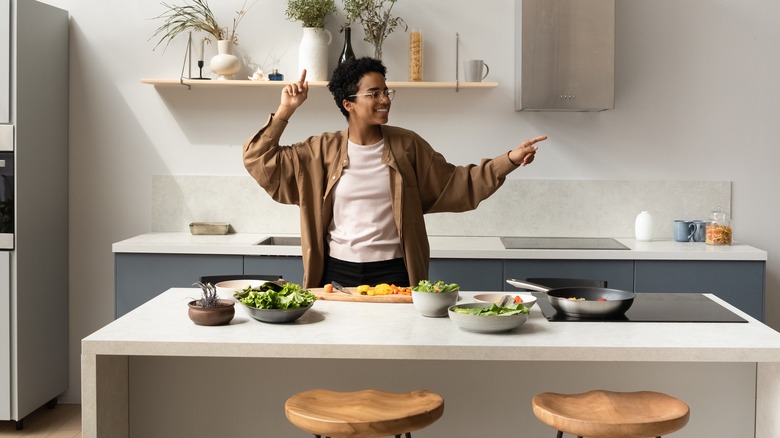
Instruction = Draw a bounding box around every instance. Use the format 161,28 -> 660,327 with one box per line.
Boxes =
1,0 -> 69,428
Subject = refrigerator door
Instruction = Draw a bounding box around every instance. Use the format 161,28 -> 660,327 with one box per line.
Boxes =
0,0 -> 9,123
0,251 -> 10,419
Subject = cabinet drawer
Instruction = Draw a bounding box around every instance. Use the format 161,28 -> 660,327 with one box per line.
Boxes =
503,259 -> 634,291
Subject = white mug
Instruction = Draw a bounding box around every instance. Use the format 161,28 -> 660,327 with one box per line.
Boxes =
463,59 -> 490,82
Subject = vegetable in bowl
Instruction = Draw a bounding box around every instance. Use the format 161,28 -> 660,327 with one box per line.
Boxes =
413,280 -> 460,293
451,302 -> 529,316
235,281 -> 316,310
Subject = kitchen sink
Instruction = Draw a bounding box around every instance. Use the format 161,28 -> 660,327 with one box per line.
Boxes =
254,236 -> 302,246
500,237 -> 629,250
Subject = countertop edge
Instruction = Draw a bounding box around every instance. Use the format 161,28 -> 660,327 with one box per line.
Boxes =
111,233 -> 768,262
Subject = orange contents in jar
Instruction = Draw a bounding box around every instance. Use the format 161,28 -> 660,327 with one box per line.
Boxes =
706,224 -> 732,245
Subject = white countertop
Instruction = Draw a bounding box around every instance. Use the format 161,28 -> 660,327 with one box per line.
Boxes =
112,233 -> 767,261
83,288 -> 780,362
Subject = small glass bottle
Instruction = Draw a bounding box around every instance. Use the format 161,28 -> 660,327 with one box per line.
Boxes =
706,207 -> 732,245
337,26 -> 356,66
409,28 -> 423,81
268,69 -> 284,81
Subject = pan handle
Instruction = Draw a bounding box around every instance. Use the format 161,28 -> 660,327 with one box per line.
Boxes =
506,279 -> 551,292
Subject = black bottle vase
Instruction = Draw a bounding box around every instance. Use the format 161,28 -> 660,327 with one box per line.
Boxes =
338,26 -> 356,66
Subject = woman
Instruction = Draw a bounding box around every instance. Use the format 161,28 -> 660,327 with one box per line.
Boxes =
244,57 -> 546,289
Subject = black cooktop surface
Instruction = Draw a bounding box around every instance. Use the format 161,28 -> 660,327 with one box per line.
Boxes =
533,292 -> 747,323
501,237 -> 630,250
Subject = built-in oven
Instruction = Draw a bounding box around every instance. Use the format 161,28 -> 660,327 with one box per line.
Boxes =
0,124 -> 10,421
0,125 -> 11,249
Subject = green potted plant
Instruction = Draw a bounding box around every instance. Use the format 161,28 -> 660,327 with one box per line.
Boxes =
285,0 -> 337,28
286,0 -> 338,81
342,0 -> 407,59
187,282 -> 235,326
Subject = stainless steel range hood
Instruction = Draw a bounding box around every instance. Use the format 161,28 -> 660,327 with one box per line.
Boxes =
515,0 -> 615,112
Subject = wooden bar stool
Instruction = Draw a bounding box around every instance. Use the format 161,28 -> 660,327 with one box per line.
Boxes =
532,390 -> 690,438
285,389 -> 444,438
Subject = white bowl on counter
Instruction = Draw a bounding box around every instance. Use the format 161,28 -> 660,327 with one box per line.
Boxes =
214,279 -> 266,299
473,293 -> 537,309
412,290 -> 459,317
447,303 -> 529,333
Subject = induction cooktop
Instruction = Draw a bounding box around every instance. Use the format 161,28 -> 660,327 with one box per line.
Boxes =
533,292 -> 747,323
501,237 -> 630,250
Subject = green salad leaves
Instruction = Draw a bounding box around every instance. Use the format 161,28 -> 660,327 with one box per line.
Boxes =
236,282 -> 316,310
451,303 -> 529,316
413,280 -> 460,293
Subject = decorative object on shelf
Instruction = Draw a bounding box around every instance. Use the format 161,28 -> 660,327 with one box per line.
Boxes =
187,282 -> 235,326
286,0 -> 337,81
409,28 -> 422,81
342,0 -> 407,60
151,0 -> 255,80
268,69 -> 284,81
285,0 -> 336,28
210,40 -> 241,79
151,0 -> 255,49
337,25 -> 356,66
248,67 -> 265,81
298,27 -> 333,81
194,36 -> 208,79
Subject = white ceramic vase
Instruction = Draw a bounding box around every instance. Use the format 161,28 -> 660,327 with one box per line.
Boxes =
298,27 -> 332,81
210,40 -> 240,80
635,210 -> 654,241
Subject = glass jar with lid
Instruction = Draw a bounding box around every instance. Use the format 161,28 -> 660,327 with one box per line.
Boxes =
706,208 -> 732,245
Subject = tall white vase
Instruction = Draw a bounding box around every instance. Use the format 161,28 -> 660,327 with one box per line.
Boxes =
210,40 -> 240,80
298,27 -> 332,81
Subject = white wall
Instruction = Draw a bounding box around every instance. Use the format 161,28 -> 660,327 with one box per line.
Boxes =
36,0 -> 779,403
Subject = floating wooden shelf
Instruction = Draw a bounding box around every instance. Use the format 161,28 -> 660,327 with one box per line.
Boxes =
141,78 -> 498,89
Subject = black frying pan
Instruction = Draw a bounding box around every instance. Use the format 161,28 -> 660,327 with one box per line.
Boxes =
506,279 -> 635,319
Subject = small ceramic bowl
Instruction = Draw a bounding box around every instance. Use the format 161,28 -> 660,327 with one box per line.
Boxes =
473,293 -> 537,309
448,303 -> 529,333
214,279 -> 266,299
412,290 -> 459,317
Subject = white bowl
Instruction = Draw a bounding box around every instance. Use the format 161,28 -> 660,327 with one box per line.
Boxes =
412,290 -> 459,317
448,303 -> 529,333
473,293 -> 537,309
214,279 -> 266,299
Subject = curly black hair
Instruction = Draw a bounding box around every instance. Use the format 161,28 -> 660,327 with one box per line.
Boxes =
328,57 -> 387,119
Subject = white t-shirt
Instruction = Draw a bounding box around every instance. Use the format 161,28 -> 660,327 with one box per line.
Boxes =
327,139 -> 403,263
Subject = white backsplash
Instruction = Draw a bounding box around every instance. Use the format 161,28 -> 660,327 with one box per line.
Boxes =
152,176 -> 730,239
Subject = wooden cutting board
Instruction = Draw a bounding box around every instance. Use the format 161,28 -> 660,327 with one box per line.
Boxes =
310,288 -> 412,303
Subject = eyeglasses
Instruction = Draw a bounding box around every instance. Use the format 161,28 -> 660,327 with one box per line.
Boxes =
348,89 -> 396,102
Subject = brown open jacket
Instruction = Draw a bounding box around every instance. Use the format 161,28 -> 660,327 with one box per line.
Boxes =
243,114 -> 520,288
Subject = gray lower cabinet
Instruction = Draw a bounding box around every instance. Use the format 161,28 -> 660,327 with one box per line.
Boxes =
429,259 -> 504,291
115,253 -> 765,321
634,260 -> 765,321
243,256 -> 304,285
502,259 -> 635,291
115,253 -> 243,317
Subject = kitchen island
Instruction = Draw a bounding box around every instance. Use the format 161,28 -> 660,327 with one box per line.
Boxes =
113,233 -> 768,319
83,288 -> 780,437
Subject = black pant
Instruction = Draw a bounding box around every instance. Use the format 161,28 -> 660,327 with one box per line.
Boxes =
322,257 -> 410,287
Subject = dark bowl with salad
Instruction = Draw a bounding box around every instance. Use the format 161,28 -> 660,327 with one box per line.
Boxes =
448,302 -> 529,333
234,281 -> 317,323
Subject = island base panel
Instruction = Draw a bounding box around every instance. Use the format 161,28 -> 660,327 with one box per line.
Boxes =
126,357 -> 754,437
